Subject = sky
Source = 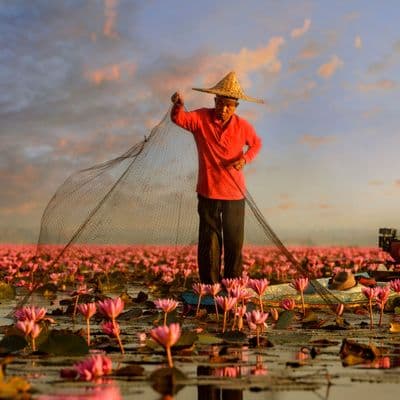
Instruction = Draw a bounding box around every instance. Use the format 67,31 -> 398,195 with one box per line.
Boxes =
1,0 -> 400,246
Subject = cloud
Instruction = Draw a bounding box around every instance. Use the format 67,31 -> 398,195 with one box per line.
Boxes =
290,19 -> 311,38
274,80 -> 316,110
354,35 -> 362,49
368,180 -> 384,186
395,180 -> 400,188
298,41 -> 323,59
219,36 -> 285,76
103,0 -> 119,39
277,201 -> 297,210
343,12 -> 360,21
317,203 -> 333,209
139,37 -> 285,106
84,62 -> 136,85
299,134 -> 336,149
358,79 -> 397,92
317,55 -> 343,79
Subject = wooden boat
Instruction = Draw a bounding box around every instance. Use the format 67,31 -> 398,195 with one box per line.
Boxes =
181,276 -> 399,308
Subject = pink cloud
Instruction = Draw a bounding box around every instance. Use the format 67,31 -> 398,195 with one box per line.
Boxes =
141,37 -> 285,105
219,37 -> 285,77
1,201 -> 38,216
317,55 -> 343,79
84,62 -> 136,85
299,134 -> 336,148
103,0 -> 119,39
299,41 -> 323,59
291,19 -> 311,38
395,180 -> 400,187
277,201 -> 296,210
354,35 -> 362,49
358,79 -> 397,92
368,180 -> 384,186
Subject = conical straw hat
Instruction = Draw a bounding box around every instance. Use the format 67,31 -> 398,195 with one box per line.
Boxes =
192,71 -> 265,104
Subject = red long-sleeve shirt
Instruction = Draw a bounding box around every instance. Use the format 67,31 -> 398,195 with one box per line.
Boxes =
171,104 -> 262,200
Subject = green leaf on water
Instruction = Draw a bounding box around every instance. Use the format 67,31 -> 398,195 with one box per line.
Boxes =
0,335 -> 28,353
275,310 -> 295,329
175,332 -> 198,349
197,334 -> 224,345
0,283 -> 16,300
221,331 -> 248,344
38,330 -> 89,356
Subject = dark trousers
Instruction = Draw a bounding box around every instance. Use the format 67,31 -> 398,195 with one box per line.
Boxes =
197,194 -> 245,284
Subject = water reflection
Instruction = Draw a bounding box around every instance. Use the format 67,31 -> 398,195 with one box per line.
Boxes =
197,365 -> 243,400
36,381 -> 122,400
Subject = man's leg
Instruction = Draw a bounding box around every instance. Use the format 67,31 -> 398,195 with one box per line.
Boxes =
222,198 -> 245,279
197,195 -> 222,283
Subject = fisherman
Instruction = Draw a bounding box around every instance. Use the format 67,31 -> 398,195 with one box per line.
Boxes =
170,71 -> 263,284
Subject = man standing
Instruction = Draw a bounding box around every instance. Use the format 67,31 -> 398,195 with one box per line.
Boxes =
171,71 -> 263,284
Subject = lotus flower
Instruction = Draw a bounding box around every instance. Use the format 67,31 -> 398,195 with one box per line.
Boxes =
150,323 -> 181,368
205,283 -> 222,320
74,354 -> 112,381
245,310 -> 269,347
291,277 -> 309,316
154,298 -> 178,326
192,282 -> 208,317
215,295 -> 237,333
390,279 -> 400,293
376,285 -> 390,327
77,302 -> 97,345
247,278 -> 269,312
362,286 -> 378,329
280,298 -> 295,311
97,297 -> 124,354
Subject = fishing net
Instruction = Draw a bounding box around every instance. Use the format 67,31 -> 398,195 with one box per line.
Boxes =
35,107 -> 340,306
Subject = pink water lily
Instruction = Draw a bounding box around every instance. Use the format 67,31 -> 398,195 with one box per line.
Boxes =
102,320 -> 121,337
246,310 -> 269,347
280,298 -> 295,311
15,305 -> 47,322
291,277 -> 309,316
206,283 -> 222,320
247,278 -> 269,312
15,319 -> 42,351
74,354 -> 112,381
362,286 -> 378,329
154,298 -> 179,325
215,295 -> 238,332
150,323 -> 181,368
192,282 -> 208,316
390,279 -> 400,293
77,302 -> 97,346
97,297 -> 124,320
376,285 -> 390,326
97,297 -> 124,354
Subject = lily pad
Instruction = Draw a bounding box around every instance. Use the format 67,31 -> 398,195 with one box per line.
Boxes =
220,331 -> 248,344
38,330 -> 89,356
197,334 -> 224,345
0,283 -> 16,300
175,331 -> 198,349
275,310 -> 295,329
0,335 -> 28,354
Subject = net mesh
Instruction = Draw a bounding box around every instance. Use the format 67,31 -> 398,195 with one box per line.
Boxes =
35,108 -> 341,306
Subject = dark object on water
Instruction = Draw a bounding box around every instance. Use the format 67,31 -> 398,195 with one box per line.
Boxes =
378,227 -> 400,263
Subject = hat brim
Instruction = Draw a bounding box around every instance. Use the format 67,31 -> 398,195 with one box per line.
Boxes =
192,87 -> 265,104
328,278 -> 357,291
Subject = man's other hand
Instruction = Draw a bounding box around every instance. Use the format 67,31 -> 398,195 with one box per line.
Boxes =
228,158 -> 246,170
